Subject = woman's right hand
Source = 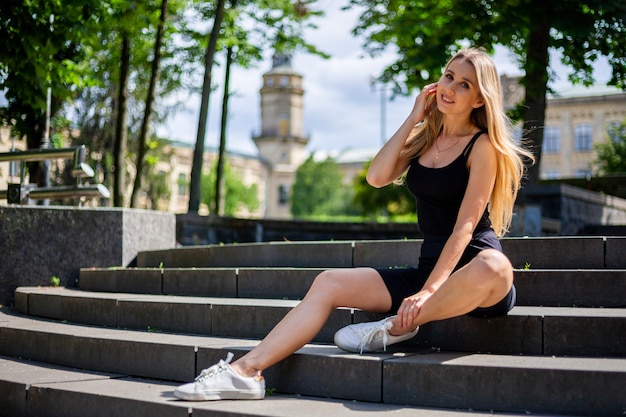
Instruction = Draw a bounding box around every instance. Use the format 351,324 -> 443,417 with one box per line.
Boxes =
409,83 -> 438,124
366,83 -> 437,187
396,288 -> 433,329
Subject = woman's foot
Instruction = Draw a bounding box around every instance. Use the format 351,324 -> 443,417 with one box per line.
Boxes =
333,316 -> 419,354
174,352 -> 265,401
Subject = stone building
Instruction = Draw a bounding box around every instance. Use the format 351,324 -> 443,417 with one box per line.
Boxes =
541,85 -> 626,179
157,53 -> 307,218
252,53 -> 309,219
500,76 -> 626,179
153,141 -> 266,216
0,125 -> 26,193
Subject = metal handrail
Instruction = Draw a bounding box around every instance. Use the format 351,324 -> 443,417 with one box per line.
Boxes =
0,184 -> 110,201
29,184 -> 110,200
0,145 -> 109,203
0,146 -> 81,163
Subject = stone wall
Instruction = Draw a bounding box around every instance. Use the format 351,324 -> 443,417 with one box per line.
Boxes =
0,206 -> 175,305
176,213 -> 422,246
511,184 -> 626,236
180,184 -> 626,244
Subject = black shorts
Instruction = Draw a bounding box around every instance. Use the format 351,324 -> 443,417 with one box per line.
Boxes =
377,240 -> 516,318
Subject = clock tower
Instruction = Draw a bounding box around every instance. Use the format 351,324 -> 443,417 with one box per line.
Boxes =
253,53 -> 309,219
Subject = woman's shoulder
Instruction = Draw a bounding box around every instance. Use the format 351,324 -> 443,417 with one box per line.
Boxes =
467,132 -> 497,165
474,132 -> 494,151
462,130 -> 490,155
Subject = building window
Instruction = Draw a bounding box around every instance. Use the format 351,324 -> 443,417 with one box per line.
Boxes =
266,77 -> 274,87
280,76 -> 289,86
543,170 -> 560,180
278,112 -> 289,137
574,169 -> 592,179
542,127 -> 560,154
574,124 -> 593,151
177,173 -> 187,197
607,121 -> 625,143
278,184 -> 289,205
9,161 -> 19,178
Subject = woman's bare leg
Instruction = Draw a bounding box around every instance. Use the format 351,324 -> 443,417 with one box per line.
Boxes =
390,249 -> 513,334
231,267 -> 392,377
232,249 -> 512,375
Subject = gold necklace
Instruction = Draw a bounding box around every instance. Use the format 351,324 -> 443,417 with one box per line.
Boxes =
434,137 -> 462,159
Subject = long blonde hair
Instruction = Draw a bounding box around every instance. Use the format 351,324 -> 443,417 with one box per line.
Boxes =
401,48 -> 534,237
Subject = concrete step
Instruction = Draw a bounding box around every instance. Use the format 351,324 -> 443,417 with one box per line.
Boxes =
135,237 -> 626,269
0,311 -> 624,416
0,356 -> 548,417
79,267 -> 626,308
13,287 -> 626,356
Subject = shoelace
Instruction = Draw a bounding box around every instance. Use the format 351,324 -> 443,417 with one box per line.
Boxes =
356,320 -> 391,354
195,352 -> 234,382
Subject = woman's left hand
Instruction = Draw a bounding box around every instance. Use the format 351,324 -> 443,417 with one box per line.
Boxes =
396,289 -> 433,329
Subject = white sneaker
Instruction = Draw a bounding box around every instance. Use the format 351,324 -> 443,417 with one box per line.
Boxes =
174,352 -> 265,401
334,316 -> 419,354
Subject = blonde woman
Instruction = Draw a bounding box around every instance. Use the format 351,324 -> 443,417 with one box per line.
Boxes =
174,48 -> 533,401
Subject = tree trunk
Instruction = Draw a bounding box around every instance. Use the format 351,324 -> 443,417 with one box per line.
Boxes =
25,111 -> 43,188
522,5 -> 551,186
130,0 -> 168,208
113,33 -> 131,207
214,45 -> 234,215
187,0 -> 227,213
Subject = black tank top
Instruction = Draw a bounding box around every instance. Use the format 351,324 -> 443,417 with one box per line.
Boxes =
406,131 -> 497,257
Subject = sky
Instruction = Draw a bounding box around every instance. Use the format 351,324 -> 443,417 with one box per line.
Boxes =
156,0 -> 612,157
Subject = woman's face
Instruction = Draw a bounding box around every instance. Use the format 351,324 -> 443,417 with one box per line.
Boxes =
436,58 -> 483,117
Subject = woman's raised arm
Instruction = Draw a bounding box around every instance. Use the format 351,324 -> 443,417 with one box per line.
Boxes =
366,83 -> 437,188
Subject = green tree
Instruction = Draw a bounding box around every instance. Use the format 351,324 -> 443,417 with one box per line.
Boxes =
352,160 -> 416,219
201,159 -> 259,216
214,45 -> 235,216
188,0 -> 228,213
135,137 -> 172,210
291,156 -> 348,217
212,1 -> 327,216
130,0 -> 170,208
595,120 -> 626,176
0,0 -> 105,185
0,0 -> 191,206
113,23 -> 131,207
69,0 -> 191,207
146,170 -> 171,210
111,0 -> 188,207
346,0 -> 626,184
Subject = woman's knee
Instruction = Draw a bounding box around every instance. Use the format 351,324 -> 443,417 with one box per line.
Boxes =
308,269 -> 345,297
472,250 -> 513,287
307,268 -> 386,310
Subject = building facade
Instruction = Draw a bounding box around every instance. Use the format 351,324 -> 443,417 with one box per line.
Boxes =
0,125 -> 26,193
252,53 -> 309,219
500,76 -> 626,179
158,141 -> 266,216
541,86 -> 626,179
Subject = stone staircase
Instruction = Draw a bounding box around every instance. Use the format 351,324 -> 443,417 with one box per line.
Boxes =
1,236 -> 625,416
